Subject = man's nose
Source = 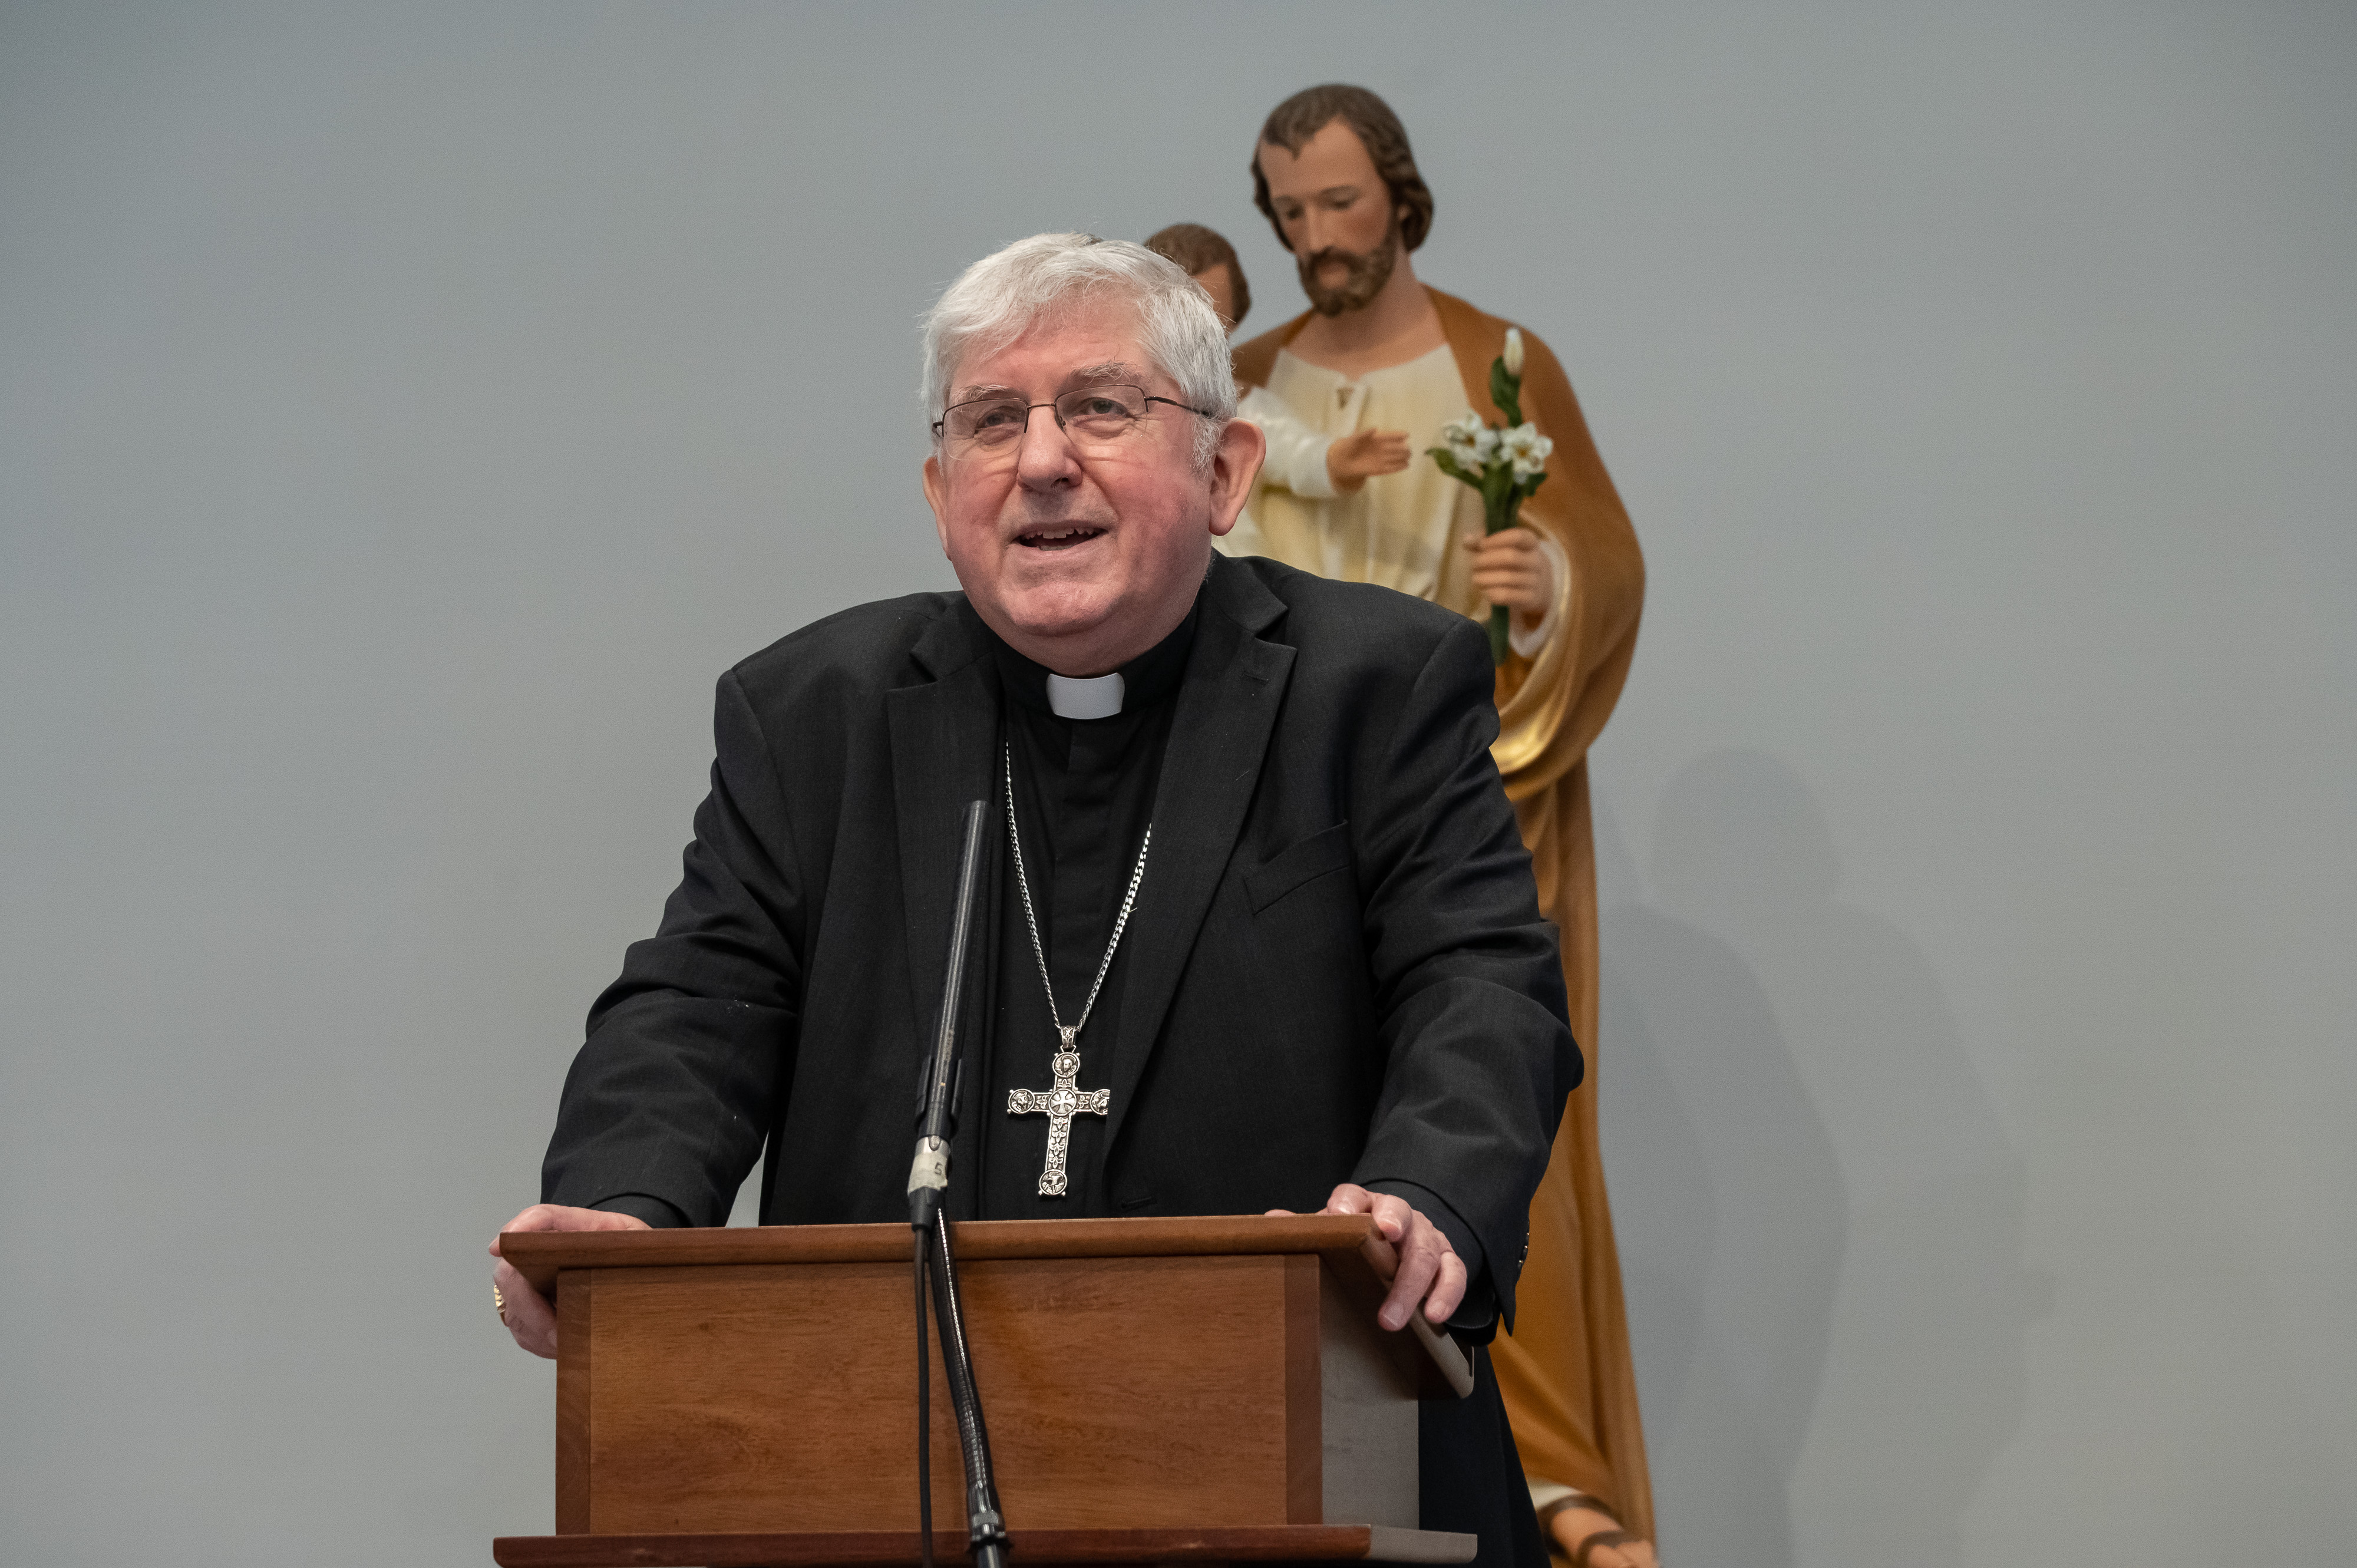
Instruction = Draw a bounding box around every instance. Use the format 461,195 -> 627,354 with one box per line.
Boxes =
1013,405 -> 1080,490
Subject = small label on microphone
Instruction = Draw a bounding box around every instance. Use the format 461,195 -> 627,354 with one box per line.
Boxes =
907,1137 -> 950,1194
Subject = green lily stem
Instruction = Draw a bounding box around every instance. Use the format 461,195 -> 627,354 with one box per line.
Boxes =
1485,488 -> 1520,666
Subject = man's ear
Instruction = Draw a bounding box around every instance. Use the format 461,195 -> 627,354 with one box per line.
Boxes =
1205,417 -> 1267,539
921,453 -> 952,554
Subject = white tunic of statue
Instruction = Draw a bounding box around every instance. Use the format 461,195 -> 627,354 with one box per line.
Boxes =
1221,344 -> 1560,656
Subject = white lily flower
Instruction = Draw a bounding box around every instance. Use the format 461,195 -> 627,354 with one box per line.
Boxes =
1437,412 -> 1482,447
1503,328 -> 1524,378
1500,421 -> 1553,479
1473,427 -> 1502,461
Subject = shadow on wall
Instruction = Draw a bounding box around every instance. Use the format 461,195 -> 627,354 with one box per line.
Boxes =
1597,750 -> 2044,1568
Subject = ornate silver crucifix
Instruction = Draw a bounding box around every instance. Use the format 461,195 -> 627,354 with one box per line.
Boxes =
999,742 -> 1150,1201
1006,1026 -> 1111,1198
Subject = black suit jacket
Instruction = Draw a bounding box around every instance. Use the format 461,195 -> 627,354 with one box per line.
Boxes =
544,553 -> 1579,1325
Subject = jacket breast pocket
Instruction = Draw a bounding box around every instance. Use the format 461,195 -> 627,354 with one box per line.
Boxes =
1244,822 -> 1355,915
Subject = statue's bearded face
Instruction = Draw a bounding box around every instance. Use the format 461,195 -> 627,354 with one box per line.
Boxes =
1295,214 -> 1399,318
1258,118 -> 1399,318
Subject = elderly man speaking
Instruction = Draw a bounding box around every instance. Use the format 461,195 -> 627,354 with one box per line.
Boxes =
488,233 -> 1578,1567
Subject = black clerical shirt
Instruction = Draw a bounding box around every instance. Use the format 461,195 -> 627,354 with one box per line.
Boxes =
973,604 -> 1194,1221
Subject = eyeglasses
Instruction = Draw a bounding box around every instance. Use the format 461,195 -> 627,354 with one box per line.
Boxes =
932,384 -> 1217,455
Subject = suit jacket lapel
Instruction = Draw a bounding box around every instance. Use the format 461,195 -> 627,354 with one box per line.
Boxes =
886,605 -> 999,1071
1105,559 -> 1294,1150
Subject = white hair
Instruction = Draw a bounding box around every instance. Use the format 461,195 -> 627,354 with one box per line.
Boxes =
919,232 -> 1239,467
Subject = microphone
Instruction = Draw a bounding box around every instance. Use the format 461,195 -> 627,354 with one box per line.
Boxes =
908,800 -> 988,1230
903,798 -> 1009,1568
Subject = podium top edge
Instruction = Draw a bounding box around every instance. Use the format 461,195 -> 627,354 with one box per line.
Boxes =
500,1213 -> 1380,1289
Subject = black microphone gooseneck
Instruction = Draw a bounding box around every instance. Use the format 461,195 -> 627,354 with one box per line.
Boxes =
907,801 -> 1009,1568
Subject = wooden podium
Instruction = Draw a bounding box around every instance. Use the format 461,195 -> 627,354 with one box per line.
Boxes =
493,1214 -> 1479,1568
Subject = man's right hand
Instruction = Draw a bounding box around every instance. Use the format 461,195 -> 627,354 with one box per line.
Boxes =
1326,428 -> 1412,491
488,1203 -> 651,1359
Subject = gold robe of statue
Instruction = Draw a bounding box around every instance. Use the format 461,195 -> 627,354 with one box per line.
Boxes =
1233,288 -> 1652,1543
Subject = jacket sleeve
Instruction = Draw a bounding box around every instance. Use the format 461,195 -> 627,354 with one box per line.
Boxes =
1348,615 -> 1582,1328
540,668 -> 804,1226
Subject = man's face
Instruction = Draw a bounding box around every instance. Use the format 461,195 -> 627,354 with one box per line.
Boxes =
1257,118 -> 1399,317
920,302 -> 1258,674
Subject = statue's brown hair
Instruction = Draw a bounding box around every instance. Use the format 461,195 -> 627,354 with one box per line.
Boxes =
1143,223 -> 1252,328
1250,84 -> 1434,255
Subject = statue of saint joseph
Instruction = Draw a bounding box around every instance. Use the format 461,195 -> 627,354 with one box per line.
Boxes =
1219,85 -> 1655,1568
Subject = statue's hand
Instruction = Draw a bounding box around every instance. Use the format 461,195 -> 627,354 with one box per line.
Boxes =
1463,524 -> 1554,633
1326,428 -> 1412,491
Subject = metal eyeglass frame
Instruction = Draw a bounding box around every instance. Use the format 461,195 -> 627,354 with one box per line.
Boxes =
931,385 -> 1219,445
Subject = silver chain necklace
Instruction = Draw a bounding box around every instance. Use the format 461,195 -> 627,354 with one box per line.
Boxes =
1001,740 -> 1151,1197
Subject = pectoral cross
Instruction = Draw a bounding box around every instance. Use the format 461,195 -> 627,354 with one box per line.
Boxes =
1006,1028 -> 1111,1198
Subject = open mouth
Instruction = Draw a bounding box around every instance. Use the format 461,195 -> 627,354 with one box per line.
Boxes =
1015,524 -> 1107,552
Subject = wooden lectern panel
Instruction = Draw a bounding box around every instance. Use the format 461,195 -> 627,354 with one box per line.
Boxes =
501,1216 -> 1470,1566
569,1253 -> 1311,1533
506,1216 -> 1471,1402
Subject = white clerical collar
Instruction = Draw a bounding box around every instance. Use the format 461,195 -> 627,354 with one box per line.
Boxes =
1045,671 -> 1124,719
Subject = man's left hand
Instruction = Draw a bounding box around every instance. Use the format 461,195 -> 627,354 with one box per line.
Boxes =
1267,1183 -> 1466,1331
1462,524 -> 1555,635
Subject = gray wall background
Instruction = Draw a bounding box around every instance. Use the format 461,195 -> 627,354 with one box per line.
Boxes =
3,4 -> 2349,1564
